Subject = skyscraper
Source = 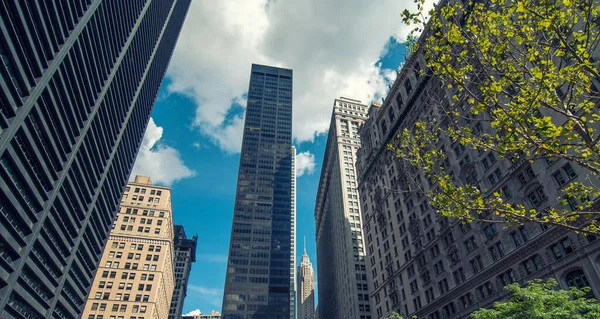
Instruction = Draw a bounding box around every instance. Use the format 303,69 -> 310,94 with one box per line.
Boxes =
82,176 -> 176,319
297,239 -> 315,319
290,146 -> 297,319
169,225 -> 198,319
356,30 -> 600,318
314,97 -> 371,319
0,1 -> 190,318
222,64 -> 294,319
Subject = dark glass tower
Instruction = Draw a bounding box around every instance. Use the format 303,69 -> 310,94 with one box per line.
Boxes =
222,64 -> 294,319
0,1 -> 190,318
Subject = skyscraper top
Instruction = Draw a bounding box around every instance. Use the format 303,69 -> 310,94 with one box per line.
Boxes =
303,236 -> 308,256
134,175 -> 152,184
251,63 -> 293,77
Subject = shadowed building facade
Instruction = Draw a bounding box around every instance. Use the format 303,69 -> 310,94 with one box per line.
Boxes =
0,1 -> 190,318
222,64 -> 295,319
356,29 -> 600,318
314,98 -> 371,319
82,176 -> 175,319
169,225 -> 198,319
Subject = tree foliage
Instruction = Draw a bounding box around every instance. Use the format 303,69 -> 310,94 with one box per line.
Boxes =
471,278 -> 600,318
383,312 -> 410,319
393,0 -> 600,234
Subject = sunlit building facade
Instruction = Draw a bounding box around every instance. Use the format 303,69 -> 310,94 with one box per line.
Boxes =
82,176 -> 175,319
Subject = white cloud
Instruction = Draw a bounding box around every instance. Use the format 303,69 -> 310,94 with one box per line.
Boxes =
130,118 -> 195,185
168,0 -> 420,152
296,151 -> 316,177
189,285 -> 222,296
188,285 -> 223,308
183,309 -> 202,316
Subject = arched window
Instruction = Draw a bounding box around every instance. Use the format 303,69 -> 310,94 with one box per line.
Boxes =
566,270 -> 590,289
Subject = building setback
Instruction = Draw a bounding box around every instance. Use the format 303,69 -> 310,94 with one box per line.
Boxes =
182,310 -> 222,319
0,1 -> 190,318
314,97 -> 371,319
169,225 -> 198,319
222,64 -> 295,319
297,239 -> 314,319
82,176 -> 176,319
356,27 -> 600,319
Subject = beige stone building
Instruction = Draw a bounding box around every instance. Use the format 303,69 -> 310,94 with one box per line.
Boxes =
297,239 -> 315,319
182,310 -> 222,319
82,176 -> 175,319
314,97 -> 371,319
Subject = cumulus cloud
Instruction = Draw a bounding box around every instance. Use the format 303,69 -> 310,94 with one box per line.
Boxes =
183,309 -> 202,316
168,0 -> 421,153
296,151 -> 316,177
130,118 -> 195,185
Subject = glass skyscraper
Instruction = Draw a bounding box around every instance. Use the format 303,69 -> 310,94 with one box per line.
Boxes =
222,64 -> 295,319
0,1 -> 190,318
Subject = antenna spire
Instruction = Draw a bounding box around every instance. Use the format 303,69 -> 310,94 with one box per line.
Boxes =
303,236 -> 307,255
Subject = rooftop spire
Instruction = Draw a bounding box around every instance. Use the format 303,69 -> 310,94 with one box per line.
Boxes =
303,236 -> 307,255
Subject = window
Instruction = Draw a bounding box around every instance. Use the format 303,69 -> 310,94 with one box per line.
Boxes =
563,164 -> 577,179
566,270 -> 590,290
501,185 -> 512,199
460,292 -> 473,308
551,244 -> 563,259
434,261 -> 445,275
488,168 -> 502,185
522,255 -> 543,275
484,224 -> 497,239
519,227 -> 530,242
453,268 -> 466,285
477,282 -> 495,300
561,238 -> 574,254
498,269 -> 517,286
512,232 -> 522,247
464,236 -> 477,253
527,187 -> 546,207
489,242 -> 505,262
443,302 -> 456,317
438,278 -> 449,294
553,171 -> 566,186
425,287 -> 435,303
449,250 -> 460,264
470,256 -> 484,274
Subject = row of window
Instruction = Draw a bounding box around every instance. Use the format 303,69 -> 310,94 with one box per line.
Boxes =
125,187 -> 163,196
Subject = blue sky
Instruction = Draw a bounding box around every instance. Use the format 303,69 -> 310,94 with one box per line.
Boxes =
130,1 -> 412,314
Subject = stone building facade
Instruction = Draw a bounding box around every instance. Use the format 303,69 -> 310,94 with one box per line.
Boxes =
297,241 -> 315,319
356,36 -> 600,319
82,176 -> 175,319
314,97 -> 372,319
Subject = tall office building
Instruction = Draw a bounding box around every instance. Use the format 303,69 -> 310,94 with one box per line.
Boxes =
290,146 -> 297,319
169,225 -> 198,319
356,31 -> 600,319
222,64 -> 295,319
0,1 -> 190,318
314,98 -> 371,319
297,239 -> 314,319
82,176 -> 176,319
